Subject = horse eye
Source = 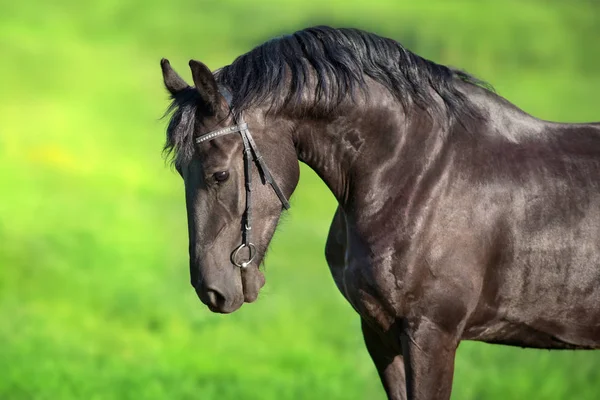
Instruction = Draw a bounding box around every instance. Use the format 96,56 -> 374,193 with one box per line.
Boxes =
213,171 -> 230,183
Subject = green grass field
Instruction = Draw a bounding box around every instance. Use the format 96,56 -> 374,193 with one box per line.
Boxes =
1,1 -> 600,398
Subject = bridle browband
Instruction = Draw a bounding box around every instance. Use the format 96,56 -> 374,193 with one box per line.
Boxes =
195,87 -> 290,269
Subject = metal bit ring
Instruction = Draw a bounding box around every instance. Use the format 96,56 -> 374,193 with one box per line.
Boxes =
231,243 -> 257,268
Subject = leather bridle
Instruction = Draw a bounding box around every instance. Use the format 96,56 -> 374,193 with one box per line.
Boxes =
195,88 -> 290,269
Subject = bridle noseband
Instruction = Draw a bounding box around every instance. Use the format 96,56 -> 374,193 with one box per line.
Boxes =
195,88 -> 290,269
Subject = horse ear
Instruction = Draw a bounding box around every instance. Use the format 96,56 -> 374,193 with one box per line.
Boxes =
189,60 -> 222,114
161,58 -> 190,95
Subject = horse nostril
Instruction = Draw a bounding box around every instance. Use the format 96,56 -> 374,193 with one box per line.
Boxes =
205,288 -> 227,308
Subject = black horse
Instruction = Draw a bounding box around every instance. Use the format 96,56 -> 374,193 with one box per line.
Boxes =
160,26 -> 600,400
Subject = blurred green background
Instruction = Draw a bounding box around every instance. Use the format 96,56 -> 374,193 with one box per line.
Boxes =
1,0 -> 600,399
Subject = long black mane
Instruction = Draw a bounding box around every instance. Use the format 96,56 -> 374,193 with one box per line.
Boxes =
217,26 -> 489,117
165,26 -> 489,165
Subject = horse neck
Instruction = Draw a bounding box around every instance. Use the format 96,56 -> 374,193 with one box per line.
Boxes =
289,88 -> 449,218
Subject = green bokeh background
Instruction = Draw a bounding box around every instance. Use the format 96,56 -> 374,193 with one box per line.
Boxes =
2,1 -> 600,399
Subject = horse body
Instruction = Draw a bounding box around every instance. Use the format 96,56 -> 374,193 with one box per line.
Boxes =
325,83 -> 600,348
312,79 -> 600,398
161,26 -> 600,400
325,84 -> 600,398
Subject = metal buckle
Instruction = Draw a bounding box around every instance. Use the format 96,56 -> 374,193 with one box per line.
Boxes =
231,243 -> 257,268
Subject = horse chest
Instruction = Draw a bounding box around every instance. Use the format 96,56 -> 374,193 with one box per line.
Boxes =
341,241 -> 412,331
326,207 -> 445,331
331,267 -> 398,337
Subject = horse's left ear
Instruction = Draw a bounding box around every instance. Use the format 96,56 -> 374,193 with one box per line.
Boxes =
189,60 -> 222,115
160,58 -> 189,95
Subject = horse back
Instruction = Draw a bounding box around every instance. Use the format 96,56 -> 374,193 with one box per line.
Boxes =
457,122 -> 600,348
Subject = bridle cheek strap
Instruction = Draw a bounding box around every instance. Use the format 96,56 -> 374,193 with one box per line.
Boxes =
195,116 -> 290,268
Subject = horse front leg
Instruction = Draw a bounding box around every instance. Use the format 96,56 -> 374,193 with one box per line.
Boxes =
400,317 -> 459,400
361,319 -> 406,400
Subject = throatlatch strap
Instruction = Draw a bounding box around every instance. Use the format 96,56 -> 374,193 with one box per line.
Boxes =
240,122 -> 291,210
